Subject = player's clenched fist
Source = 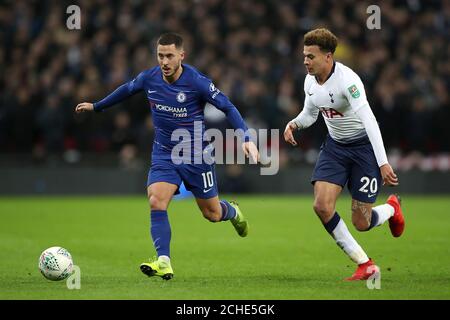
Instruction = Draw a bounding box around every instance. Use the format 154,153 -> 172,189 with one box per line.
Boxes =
75,102 -> 94,113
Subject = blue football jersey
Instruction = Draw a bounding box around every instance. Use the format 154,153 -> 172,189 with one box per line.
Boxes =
93,64 -> 249,160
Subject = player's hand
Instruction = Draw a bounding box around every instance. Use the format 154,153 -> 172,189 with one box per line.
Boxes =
284,121 -> 298,146
380,163 -> 399,186
242,141 -> 260,164
75,102 -> 94,113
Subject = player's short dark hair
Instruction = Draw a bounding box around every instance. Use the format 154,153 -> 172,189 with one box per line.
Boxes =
157,33 -> 184,49
304,28 -> 338,54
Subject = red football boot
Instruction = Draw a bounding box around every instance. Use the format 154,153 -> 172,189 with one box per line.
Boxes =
346,258 -> 379,281
387,194 -> 405,238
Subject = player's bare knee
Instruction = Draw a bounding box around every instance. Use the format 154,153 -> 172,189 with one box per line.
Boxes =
149,194 -> 167,211
313,201 -> 334,220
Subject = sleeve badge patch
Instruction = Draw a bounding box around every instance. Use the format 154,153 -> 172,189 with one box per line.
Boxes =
348,84 -> 360,98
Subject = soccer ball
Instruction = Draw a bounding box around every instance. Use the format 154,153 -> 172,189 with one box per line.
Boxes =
38,246 -> 74,281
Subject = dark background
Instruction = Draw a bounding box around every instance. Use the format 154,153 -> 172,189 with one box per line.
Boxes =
0,0 -> 449,194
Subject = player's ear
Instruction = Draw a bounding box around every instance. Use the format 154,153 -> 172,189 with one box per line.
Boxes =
180,50 -> 185,61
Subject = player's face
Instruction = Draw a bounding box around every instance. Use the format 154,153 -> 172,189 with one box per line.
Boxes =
303,45 -> 332,75
157,44 -> 185,78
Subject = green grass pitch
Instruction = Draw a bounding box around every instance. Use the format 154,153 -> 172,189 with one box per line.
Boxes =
0,195 -> 449,299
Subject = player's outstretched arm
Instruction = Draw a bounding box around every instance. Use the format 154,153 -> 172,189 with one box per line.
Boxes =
75,102 -> 94,113
76,71 -> 146,114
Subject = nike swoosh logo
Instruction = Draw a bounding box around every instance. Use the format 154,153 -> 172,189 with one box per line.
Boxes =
148,90 -> 157,94
307,92 -> 313,96
203,188 -> 212,193
368,194 -> 376,198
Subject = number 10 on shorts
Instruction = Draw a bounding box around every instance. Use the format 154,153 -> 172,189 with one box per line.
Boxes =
202,171 -> 214,189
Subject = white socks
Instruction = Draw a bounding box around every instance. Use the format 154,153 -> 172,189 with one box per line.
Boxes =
324,204 -> 394,264
371,204 -> 395,228
325,213 -> 369,265
159,255 -> 171,263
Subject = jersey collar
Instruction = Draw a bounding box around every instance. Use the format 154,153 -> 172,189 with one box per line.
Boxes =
161,64 -> 185,85
315,61 -> 336,85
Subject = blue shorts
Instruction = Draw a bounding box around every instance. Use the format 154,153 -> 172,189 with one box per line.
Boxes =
147,159 -> 218,199
311,135 -> 382,203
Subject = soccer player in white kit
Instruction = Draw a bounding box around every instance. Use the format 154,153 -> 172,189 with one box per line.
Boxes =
284,28 -> 405,280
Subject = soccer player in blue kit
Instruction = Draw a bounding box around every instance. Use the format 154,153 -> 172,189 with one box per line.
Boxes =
75,33 -> 260,280
284,28 -> 405,281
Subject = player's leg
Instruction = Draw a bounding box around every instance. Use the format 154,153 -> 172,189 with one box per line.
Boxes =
140,161 -> 181,280
181,161 -> 248,237
349,160 -> 389,232
195,196 -> 248,237
351,199 -> 376,231
349,144 -> 404,237
313,181 -> 371,267
140,182 -> 178,280
311,137 -> 375,280
344,143 -> 401,281
313,180 -> 342,224
351,197 -> 404,237
148,181 -> 178,258
351,198 -> 397,232
141,182 -> 178,280
195,196 -> 222,222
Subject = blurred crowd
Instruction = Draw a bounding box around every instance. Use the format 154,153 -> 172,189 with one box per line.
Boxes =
0,0 -> 449,171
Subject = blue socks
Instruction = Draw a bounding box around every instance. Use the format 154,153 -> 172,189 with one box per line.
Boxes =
367,209 -> 379,230
150,210 -> 171,257
219,200 -> 237,221
150,202 -> 235,257
324,212 -> 341,233
324,210 -> 380,232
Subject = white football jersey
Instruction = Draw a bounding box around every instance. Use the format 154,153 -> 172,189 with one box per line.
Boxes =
302,62 -> 369,143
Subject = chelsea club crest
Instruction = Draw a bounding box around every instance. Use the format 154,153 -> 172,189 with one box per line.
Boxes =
176,92 -> 186,103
